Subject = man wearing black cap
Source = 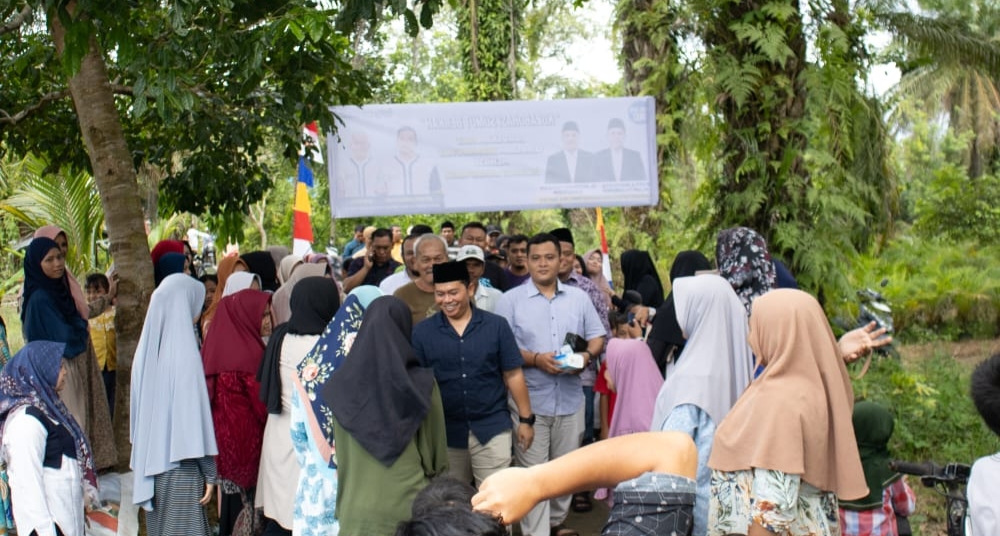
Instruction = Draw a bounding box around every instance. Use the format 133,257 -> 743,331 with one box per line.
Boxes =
485,224 -> 502,254
592,117 -> 647,183
544,121 -> 594,184
411,261 -> 534,488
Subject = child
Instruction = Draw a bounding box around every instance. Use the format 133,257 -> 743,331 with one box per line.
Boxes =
838,401 -> 916,536
85,273 -> 116,418
968,353 -> 1000,536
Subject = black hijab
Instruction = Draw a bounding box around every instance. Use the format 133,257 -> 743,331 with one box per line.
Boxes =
22,237 -> 79,323
646,251 -> 712,373
620,249 -> 664,308
240,251 -> 280,292
258,277 -> 341,414
322,296 -> 436,467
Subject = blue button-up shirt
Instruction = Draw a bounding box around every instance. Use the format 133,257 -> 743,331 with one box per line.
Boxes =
412,308 -> 523,449
495,280 -> 606,417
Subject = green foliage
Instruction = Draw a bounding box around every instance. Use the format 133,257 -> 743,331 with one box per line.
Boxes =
455,0 -> 520,101
913,166 -> 1000,242
0,1 -> 375,241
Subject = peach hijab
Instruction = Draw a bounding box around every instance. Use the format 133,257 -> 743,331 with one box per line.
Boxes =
708,289 -> 867,500
33,225 -> 89,320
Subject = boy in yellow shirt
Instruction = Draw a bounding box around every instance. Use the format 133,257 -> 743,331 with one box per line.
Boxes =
86,273 -> 116,418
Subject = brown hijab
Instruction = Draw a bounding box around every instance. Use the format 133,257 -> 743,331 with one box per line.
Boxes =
708,289 -> 867,500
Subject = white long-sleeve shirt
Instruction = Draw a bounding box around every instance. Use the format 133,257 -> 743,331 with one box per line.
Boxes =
2,406 -> 84,536
967,453 -> 999,536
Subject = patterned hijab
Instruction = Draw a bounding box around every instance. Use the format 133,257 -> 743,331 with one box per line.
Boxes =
715,227 -> 776,315
33,225 -> 89,320
293,286 -> 382,464
708,289 -> 867,499
0,341 -> 96,489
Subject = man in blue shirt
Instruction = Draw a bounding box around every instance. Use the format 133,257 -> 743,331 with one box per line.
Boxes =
494,233 -> 606,536
342,224 -> 366,258
412,261 -> 534,487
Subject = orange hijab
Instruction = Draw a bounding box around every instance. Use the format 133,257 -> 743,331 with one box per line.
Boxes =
33,225 -> 88,320
200,254 -> 249,336
708,289 -> 867,499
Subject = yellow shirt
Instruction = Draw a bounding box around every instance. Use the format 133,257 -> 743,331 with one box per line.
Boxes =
89,307 -> 116,371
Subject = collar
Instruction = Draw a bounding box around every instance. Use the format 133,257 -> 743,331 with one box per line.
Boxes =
527,279 -> 565,297
434,306 -> 483,333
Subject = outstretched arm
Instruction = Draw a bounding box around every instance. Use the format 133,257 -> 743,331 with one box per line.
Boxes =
472,431 -> 697,524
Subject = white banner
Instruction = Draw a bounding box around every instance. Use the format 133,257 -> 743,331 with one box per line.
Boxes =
326,97 -> 658,218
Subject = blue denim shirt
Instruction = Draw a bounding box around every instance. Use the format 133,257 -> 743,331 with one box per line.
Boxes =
411,308 -> 523,448
495,280 -> 606,417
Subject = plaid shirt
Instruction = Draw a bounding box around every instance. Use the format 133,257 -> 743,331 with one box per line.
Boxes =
839,478 -> 917,536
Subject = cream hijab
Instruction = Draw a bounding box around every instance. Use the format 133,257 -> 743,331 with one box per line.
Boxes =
708,289 -> 867,499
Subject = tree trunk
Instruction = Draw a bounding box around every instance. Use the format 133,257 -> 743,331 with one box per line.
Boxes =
50,4 -> 154,469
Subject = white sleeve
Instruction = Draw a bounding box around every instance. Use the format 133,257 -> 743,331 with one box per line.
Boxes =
3,410 -> 59,536
968,457 -> 999,536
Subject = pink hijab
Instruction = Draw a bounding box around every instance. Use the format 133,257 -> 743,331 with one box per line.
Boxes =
606,338 -> 664,437
33,225 -> 89,320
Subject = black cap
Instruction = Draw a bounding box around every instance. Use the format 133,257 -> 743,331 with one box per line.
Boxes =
354,224 -> 366,232
486,224 -> 502,236
549,227 -> 574,246
432,261 -> 470,284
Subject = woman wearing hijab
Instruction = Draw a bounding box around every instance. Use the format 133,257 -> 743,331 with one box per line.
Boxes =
271,264 -> 328,325
267,246 -> 291,273
649,275 -> 753,536
154,251 -> 188,287
278,255 -> 304,286
200,254 -> 250,336
322,296 -> 448,535
201,288 -> 273,536
708,289 -> 867,536
645,251 -> 713,375
255,277 -> 341,535
241,251 -> 280,293
715,227 -> 776,315
583,249 -> 614,308
21,237 -> 116,470
0,341 -> 98,536
290,285 -> 381,536
620,249 -> 664,308
131,273 -> 218,536
32,225 -> 89,319
151,239 -> 186,267
838,401 -> 916,536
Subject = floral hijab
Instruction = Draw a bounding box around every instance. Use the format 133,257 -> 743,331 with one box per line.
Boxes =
715,227 -> 776,315
293,285 -> 382,464
0,341 -> 96,489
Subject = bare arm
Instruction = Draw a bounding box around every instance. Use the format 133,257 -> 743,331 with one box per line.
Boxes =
472,432 -> 697,523
502,368 -> 534,450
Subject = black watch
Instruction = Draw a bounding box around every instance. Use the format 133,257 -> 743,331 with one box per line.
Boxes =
518,414 -> 536,426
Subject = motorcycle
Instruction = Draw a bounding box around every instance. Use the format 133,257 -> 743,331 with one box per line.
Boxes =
837,278 -> 899,359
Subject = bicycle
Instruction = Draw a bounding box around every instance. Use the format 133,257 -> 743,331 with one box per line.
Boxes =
890,460 -> 971,536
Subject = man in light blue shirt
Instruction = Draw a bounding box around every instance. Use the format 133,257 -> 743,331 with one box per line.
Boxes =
495,233 -> 606,536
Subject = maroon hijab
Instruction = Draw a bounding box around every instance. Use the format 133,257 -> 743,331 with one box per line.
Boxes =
201,289 -> 272,377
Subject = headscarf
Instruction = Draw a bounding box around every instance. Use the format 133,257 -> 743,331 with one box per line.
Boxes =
278,254 -> 304,285
620,249 -> 664,308
150,239 -> 185,266
305,253 -> 330,264
583,249 -> 613,303
646,251 -> 713,367
240,251 -> 280,292
840,401 -> 901,510
606,339 -> 664,437
201,289 -> 272,378
267,246 -> 291,271
223,272 -> 261,296
130,274 -> 217,510
32,226 -> 88,319
200,254 -> 249,335
773,259 -> 799,289
322,296 -> 435,467
22,237 -> 81,324
294,286 -> 382,464
708,289 -> 867,499
271,264 -> 328,325
715,227 -> 776,315
259,277 -> 340,414
153,252 -> 186,287
650,275 -> 753,429
0,341 -> 96,490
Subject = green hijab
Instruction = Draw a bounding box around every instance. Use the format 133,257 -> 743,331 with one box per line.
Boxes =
840,401 -> 902,510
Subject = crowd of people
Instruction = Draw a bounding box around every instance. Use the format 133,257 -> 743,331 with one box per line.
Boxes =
0,220 -> 997,536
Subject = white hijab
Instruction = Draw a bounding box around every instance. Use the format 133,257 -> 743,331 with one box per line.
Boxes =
223,271 -> 261,296
650,274 -> 754,428
130,273 -> 218,511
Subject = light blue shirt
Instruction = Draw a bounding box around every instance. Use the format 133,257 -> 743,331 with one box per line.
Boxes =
658,403 -> 716,536
495,279 -> 605,417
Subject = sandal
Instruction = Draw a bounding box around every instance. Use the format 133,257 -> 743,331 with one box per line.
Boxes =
551,524 -> 581,536
570,491 -> 592,513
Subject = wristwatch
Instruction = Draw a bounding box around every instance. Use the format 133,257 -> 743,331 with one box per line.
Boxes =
518,414 -> 536,426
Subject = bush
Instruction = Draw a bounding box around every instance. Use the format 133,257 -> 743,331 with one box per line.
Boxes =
914,166 -> 1000,244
